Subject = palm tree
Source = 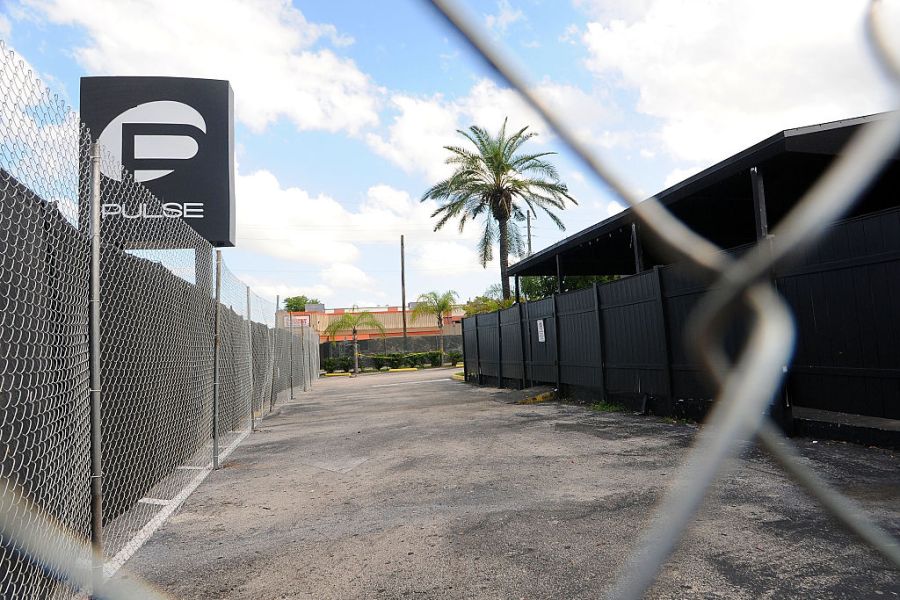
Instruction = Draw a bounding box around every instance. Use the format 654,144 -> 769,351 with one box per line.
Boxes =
411,290 -> 458,361
422,119 -> 574,299
323,310 -> 385,374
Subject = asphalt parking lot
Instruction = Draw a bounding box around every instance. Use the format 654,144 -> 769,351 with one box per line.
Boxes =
124,369 -> 899,599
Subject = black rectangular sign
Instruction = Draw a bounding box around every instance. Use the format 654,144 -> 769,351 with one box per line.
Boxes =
80,76 -> 235,247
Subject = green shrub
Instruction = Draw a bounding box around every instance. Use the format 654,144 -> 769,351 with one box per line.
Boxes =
427,351 -> 442,367
370,355 -> 387,370
447,351 -> 462,365
337,356 -> 353,372
387,353 -> 405,369
323,358 -> 338,373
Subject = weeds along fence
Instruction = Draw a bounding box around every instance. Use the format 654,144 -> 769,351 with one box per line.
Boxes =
0,43 -> 319,597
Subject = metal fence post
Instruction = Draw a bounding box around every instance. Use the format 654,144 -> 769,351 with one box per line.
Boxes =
524,299 -> 533,388
246,286 -> 254,431
592,282 -> 607,402
270,295 -> 279,412
552,293 -> 562,391
652,266 -> 674,413
474,314 -> 483,384
461,318 -> 469,381
497,309 -> 503,387
518,301 -> 527,389
88,142 -> 104,596
212,250 -> 222,470
301,326 -> 309,392
289,312 -> 295,399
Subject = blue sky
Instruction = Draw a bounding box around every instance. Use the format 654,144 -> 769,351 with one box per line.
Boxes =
2,0 -> 897,307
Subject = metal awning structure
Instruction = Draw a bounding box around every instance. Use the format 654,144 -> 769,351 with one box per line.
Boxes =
509,112 -> 900,278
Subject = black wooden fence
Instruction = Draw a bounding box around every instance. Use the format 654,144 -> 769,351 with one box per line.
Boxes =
463,206 -> 900,421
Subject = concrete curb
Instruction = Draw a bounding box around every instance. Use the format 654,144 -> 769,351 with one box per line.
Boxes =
324,372 -> 352,377
388,367 -> 419,372
517,390 -> 557,405
451,372 -> 465,382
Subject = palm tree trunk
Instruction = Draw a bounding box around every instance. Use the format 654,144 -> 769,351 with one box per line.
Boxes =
353,333 -> 359,374
439,325 -> 444,363
498,215 -> 511,299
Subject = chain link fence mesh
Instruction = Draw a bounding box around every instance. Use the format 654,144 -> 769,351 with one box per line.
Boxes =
2,0 -> 897,597
426,0 -> 900,598
0,41 -> 92,600
0,41 -> 318,598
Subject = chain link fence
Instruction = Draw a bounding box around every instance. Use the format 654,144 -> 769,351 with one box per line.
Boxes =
2,0 -> 899,597
0,41 -> 319,598
427,0 -> 900,598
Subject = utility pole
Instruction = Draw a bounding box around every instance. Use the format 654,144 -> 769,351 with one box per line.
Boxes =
527,210 -> 533,256
400,234 -> 408,353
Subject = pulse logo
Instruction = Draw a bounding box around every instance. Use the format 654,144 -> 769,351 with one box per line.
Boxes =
98,100 -> 207,183
97,100 -> 207,220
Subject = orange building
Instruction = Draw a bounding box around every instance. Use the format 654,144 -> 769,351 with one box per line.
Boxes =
277,304 -> 464,342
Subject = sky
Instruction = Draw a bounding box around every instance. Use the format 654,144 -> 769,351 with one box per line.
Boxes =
2,0 -> 898,308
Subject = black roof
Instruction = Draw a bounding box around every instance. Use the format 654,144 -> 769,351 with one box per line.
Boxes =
509,112 -> 900,277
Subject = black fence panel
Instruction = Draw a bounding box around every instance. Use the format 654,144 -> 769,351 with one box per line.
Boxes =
777,207 -> 900,419
462,318 -> 479,382
525,297 -> 556,385
459,206 -> 900,423
557,286 -> 603,390
598,271 -> 667,401
660,263 -> 716,408
476,312 -> 500,379
500,306 -> 524,385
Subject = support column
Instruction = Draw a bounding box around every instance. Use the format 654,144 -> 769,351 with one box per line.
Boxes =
555,255 -> 563,294
514,276 -> 521,303
751,166 -> 791,432
631,222 -> 644,274
751,166 -> 769,240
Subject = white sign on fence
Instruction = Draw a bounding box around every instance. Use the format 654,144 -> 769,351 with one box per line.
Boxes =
536,319 -> 546,343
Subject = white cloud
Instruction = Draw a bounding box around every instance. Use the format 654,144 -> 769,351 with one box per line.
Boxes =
581,0 -> 899,164
559,23 -> 580,45
25,0 -> 380,134
367,78 -> 615,181
235,170 -> 481,265
411,240 -> 496,276
0,13 -> 11,37
605,200 -> 625,217
573,0 -> 654,22
237,274 -> 333,307
321,263 -> 375,290
663,165 -> 704,189
485,0 -> 524,34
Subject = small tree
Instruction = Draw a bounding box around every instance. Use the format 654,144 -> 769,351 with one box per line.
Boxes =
323,311 -> 385,374
411,290 -> 458,361
284,295 -> 321,312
